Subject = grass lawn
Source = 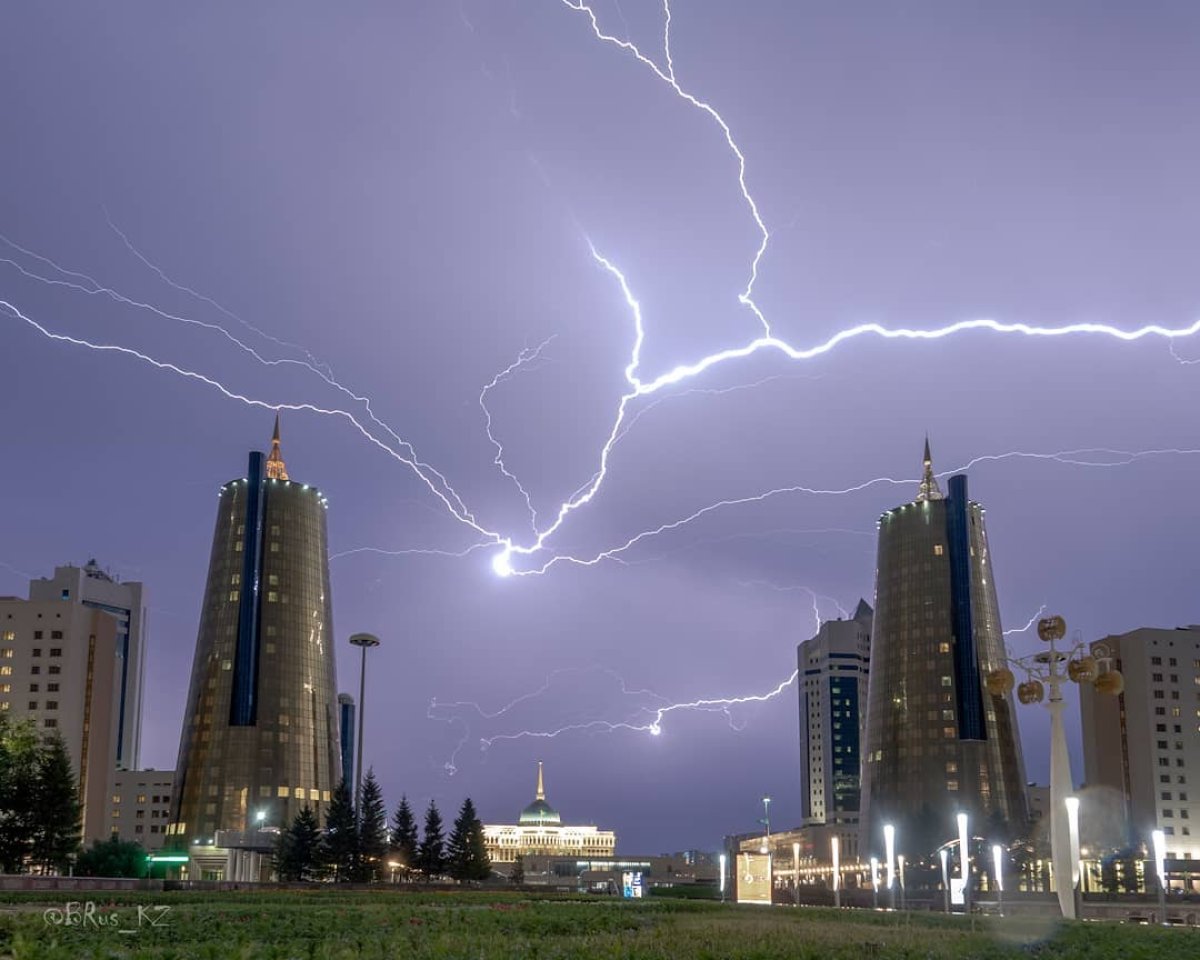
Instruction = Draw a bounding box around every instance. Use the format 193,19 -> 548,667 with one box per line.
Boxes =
0,890 -> 1196,959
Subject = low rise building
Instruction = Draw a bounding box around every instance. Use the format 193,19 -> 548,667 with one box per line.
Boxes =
110,769 -> 175,850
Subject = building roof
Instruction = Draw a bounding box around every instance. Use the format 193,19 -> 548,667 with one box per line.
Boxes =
518,761 -> 562,825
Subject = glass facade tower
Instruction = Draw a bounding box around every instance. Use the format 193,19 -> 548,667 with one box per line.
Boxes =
167,422 -> 341,847
859,442 -> 1028,856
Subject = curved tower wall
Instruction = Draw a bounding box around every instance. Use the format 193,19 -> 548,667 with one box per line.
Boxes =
168,452 -> 340,844
859,474 -> 1028,855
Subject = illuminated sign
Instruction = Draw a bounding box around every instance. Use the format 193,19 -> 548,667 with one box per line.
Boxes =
622,871 -> 644,898
736,853 -> 772,904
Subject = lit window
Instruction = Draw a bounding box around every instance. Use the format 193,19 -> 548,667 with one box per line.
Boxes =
941,676 -> 952,688
0,667 -> 10,677
278,786 -> 289,798
938,642 -> 950,654
933,545 -> 944,556
0,702 -> 8,711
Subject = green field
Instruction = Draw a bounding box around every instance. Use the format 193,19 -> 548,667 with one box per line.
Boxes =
0,890 -> 1196,960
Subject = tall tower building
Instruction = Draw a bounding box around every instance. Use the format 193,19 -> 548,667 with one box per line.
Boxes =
1081,626 -> 1200,861
167,418 -> 340,867
29,560 -> 146,769
798,600 -> 872,824
859,441 -> 1028,856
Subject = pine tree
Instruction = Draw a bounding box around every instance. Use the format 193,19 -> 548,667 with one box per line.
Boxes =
510,854 -> 525,886
390,795 -> 419,881
447,799 -> 472,882
467,801 -> 492,882
322,779 -> 359,882
31,733 -> 81,873
416,799 -> 445,881
447,797 -> 491,883
276,806 -> 323,881
0,718 -> 42,873
357,769 -> 388,882
75,838 -> 147,878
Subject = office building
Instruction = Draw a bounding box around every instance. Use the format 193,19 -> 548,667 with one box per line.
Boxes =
484,762 -> 616,868
29,560 -> 146,770
167,418 -> 341,879
859,440 -> 1029,855
109,769 -> 175,850
798,599 -> 871,824
1081,626 -> 1200,862
0,595 -> 120,842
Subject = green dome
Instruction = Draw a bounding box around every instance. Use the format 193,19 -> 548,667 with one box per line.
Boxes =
518,798 -> 561,826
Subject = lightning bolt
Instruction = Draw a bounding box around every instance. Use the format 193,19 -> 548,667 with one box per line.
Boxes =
478,336 -> 556,533
1003,604 -> 1047,638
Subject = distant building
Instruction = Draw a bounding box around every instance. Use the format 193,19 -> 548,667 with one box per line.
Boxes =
1080,626 -> 1200,861
167,418 -> 341,881
798,600 -> 871,824
338,693 -> 355,789
859,440 -> 1029,856
110,769 -> 175,850
1027,783 -> 1051,822
0,595 -> 120,842
29,560 -> 146,770
483,762 -> 616,869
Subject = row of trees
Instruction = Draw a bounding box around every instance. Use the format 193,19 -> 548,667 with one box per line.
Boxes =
0,717 -> 81,874
275,768 -> 491,883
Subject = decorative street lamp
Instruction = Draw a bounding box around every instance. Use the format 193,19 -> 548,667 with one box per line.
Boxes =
992,844 -> 1004,916
870,856 -> 879,910
1152,829 -> 1167,924
831,836 -> 841,909
985,614 -> 1122,920
1065,796 -> 1082,917
349,632 -> 381,816
939,847 -> 950,913
957,812 -> 970,915
884,824 -> 896,909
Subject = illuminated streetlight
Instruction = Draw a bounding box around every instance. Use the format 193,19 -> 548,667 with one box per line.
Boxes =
792,841 -> 801,906
897,854 -> 906,911
884,823 -> 896,909
1152,829 -> 1167,924
719,853 -> 727,902
939,847 -> 950,913
870,856 -> 879,910
957,812 -> 970,915
831,836 -> 841,909
992,844 -> 1004,916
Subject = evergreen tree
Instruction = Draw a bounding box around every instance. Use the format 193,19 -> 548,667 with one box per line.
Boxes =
322,779 -> 359,882
357,769 -> 388,882
510,854 -> 525,886
467,802 -> 492,882
390,795 -> 419,881
416,799 -> 445,881
31,733 -> 82,874
275,806 -> 323,881
448,797 -> 492,883
75,838 -> 147,878
0,718 -> 42,873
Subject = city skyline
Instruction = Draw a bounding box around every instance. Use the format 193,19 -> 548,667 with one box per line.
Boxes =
3,1 -> 1200,853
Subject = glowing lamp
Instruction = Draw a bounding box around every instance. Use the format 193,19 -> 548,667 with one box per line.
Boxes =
1067,656 -> 1098,684
1037,616 -> 1067,642
1017,679 -> 1045,704
985,667 -> 1015,697
1094,669 -> 1124,696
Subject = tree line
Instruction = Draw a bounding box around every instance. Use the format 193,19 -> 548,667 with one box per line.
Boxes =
275,768 -> 491,883
0,717 -> 82,874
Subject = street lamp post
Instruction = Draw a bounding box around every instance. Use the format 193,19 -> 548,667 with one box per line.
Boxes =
897,855 -> 906,911
884,824 -> 896,910
792,841 -> 801,906
992,844 -> 1004,917
957,812 -> 970,915
1152,829 -> 1167,925
939,848 -> 950,913
985,615 -> 1122,921
870,857 -> 879,910
831,836 -> 841,909
349,632 -> 381,816
719,853 -> 727,903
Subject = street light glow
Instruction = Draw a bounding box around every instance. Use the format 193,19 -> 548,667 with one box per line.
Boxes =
884,823 -> 896,891
992,844 -> 1004,893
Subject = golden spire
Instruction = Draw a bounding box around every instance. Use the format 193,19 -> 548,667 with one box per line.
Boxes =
916,435 -> 943,501
536,760 -> 545,801
266,413 -> 289,480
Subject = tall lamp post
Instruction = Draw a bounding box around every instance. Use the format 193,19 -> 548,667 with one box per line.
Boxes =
884,824 -> 896,910
1065,796 -> 1082,918
957,812 -> 970,915
349,632 -> 381,815
985,614 -> 1122,920
831,836 -> 841,909
792,841 -> 801,906
992,844 -> 1004,917
939,847 -> 950,913
1152,829 -> 1167,925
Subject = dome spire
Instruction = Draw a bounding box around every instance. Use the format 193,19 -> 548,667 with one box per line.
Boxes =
536,760 -> 545,801
266,413 -> 289,480
917,434 -> 943,501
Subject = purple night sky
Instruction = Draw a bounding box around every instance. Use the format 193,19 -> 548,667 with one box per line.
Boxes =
2,1 -> 1199,854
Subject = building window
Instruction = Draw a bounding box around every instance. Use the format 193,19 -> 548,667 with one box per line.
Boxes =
30,666 -> 39,675
933,545 -> 944,556
45,701 -> 57,710
278,786 -> 289,798
137,794 -> 146,803
27,701 -> 37,710
50,631 -> 62,640
29,684 -> 38,693
48,666 -> 59,675
31,649 -> 41,657
47,683 -> 57,693
49,648 -> 61,657
112,795 -> 121,804
43,719 -> 56,728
